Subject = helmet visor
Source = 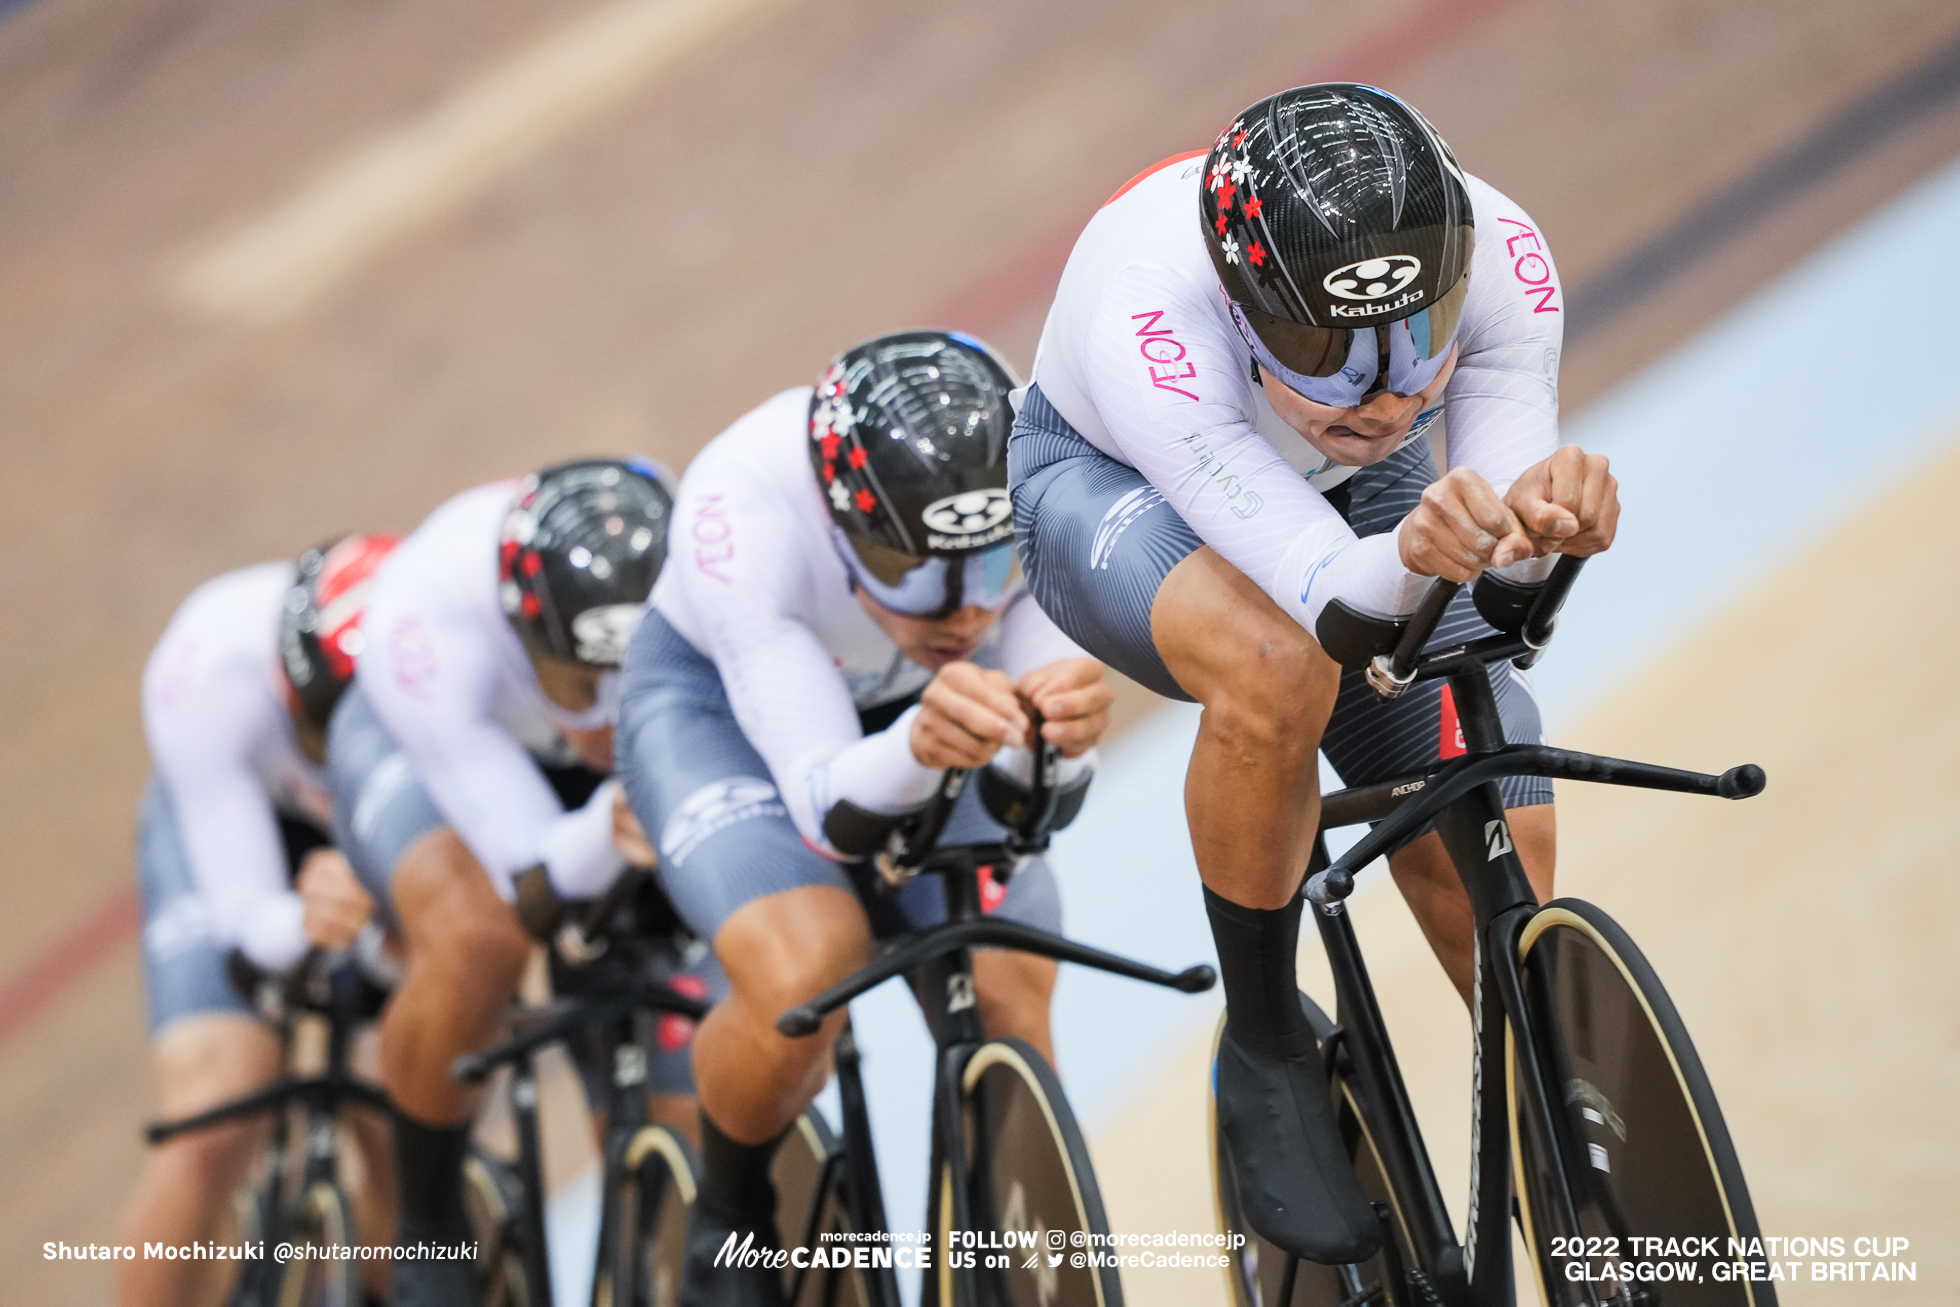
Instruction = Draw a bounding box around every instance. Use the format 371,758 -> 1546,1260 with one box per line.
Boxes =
1229,272 -> 1470,408
836,529 -> 1022,619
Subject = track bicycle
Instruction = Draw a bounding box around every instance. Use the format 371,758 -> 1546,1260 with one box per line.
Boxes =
454,868 -> 714,1307
1211,557 -> 1776,1307
145,947 -> 392,1307
772,721 -> 1219,1307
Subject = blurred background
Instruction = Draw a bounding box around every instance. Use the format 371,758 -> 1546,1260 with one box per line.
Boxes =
4,0 -> 1959,1301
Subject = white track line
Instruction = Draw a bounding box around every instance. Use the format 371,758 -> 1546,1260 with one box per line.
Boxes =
168,0 -> 789,325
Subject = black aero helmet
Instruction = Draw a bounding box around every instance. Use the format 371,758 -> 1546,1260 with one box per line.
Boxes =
279,533 -> 400,732
1202,84 -> 1474,407
498,458 -> 673,666
808,331 -> 1023,618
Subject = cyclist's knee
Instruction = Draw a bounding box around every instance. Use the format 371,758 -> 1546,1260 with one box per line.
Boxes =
1199,623 -> 1338,766
715,886 -> 872,1024
153,1013 -> 281,1115
393,828 -> 529,979
1153,549 -> 1338,749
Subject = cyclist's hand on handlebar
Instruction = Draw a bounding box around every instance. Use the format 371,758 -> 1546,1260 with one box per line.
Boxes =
611,788 -> 658,868
1398,466 -> 1534,581
1505,446 -> 1619,558
297,849 -> 373,951
912,661 -> 1029,769
1014,658 -> 1113,758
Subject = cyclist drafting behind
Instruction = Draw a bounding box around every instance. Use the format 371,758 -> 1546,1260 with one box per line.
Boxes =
327,459 -> 720,1307
614,330 -> 1113,1307
1009,85 -> 1619,1263
118,535 -> 399,1307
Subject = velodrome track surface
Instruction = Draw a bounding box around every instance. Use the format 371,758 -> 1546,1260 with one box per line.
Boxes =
4,0 -> 1960,1300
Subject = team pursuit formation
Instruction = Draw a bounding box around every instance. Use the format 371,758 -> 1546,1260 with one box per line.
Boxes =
120,83 -> 1774,1307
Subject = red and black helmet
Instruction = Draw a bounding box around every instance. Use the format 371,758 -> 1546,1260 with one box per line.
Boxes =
808,331 -> 1024,618
498,458 -> 674,667
279,533 -> 400,732
1202,84 -> 1474,407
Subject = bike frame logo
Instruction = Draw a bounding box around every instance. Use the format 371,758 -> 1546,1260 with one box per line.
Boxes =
1484,819 -> 1514,860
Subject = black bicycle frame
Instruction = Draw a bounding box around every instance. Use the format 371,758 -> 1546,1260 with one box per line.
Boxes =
145,962 -> 390,1292
1297,566 -> 1763,1307
454,965 -> 714,1307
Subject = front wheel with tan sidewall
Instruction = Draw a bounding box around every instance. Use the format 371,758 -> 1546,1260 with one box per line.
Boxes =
274,1180 -> 359,1307
930,1037 -> 1122,1307
595,1123 -> 700,1307
1510,899 -> 1774,1307
1210,995 -> 1420,1307
464,1147 -> 534,1307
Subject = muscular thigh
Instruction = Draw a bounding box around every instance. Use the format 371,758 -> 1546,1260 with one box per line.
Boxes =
1009,383 -> 1203,702
616,612 -> 862,944
326,683 -> 448,927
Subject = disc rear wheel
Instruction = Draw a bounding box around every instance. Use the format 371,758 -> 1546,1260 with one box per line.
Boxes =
1510,900 -> 1773,1307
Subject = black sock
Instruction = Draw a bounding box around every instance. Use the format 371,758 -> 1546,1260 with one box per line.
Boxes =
1203,884 -> 1315,1060
393,1113 -> 472,1244
698,1110 -> 783,1226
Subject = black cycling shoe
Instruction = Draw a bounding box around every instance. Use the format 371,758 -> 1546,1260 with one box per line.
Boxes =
677,1197 -> 788,1307
1216,1025 -> 1382,1264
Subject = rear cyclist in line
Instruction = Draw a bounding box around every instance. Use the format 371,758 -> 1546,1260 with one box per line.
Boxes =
118,535 -> 401,1307
613,330 -> 1114,1307
1008,85 -> 1620,1262
327,458 -> 723,1307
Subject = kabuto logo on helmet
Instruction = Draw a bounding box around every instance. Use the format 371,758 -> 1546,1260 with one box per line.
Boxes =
569,603 -> 646,666
1323,256 -> 1423,302
921,488 -> 1012,551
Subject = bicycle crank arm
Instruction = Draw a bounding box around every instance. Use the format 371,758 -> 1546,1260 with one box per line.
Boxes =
1306,746 -> 1767,906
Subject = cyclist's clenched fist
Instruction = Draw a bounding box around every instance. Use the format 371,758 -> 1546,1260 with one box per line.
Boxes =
1504,445 -> 1618,558
912,661 -> 1030,769
1015,657 -> 1113,759
1398,466 -> 1535,581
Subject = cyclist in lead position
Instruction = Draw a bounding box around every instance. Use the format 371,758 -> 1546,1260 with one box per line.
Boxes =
614,330 -> 1113,1307
118,535 -> 399,1307
1009,85 -> 1619,1262
326,459 -> 720,1307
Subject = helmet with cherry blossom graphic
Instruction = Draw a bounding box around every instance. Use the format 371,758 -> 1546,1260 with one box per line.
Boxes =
498,458 -> 674,667
808,331 -> 1024,619
279,532 -> 401,732
1202,84 -> 1475,409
